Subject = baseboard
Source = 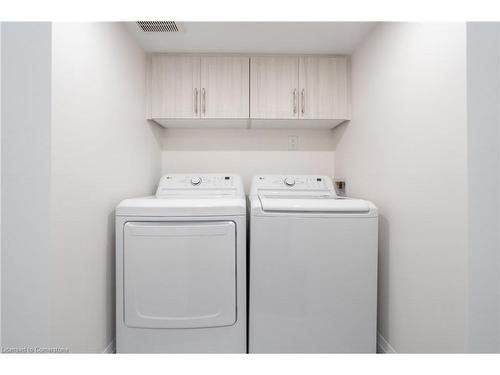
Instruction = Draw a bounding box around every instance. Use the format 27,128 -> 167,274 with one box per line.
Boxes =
377,332 -> 396,353
103,339 -> 116,354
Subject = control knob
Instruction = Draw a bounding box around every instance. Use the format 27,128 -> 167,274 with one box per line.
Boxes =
190,176 -> 202,186
284,177 -> 295,187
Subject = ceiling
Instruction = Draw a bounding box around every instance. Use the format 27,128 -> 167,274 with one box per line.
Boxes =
125,22 -> 377,55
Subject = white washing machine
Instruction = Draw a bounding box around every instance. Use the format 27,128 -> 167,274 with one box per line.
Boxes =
249,175 -> 378,353
115,174 -> 246,353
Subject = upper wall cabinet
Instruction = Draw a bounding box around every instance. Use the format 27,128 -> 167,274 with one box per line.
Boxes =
150,55 -> 201,119
200,56 -> 250,119
299,56 -> 350,120
148,54 -> 350,129
250,56 -> 299,119
149,55 -> 250,124
250,56 -> 350,124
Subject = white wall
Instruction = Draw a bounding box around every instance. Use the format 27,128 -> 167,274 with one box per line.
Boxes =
466,22 -> 500,353
0,21 -> 2,348
161,128 -> 337,189
49,23 -> 162,352
1,23 -> 52,349
334,23 -> 468,352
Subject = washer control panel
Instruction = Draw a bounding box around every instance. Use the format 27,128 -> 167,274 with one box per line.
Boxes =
156,174 -> 243,198
250,175 -> 336,196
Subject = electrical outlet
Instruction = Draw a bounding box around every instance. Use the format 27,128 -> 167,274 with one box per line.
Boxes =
288,135 -> 299,151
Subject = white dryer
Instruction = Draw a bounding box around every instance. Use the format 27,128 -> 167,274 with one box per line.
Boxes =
249,175 -> 378,353
116,174 -> 246,353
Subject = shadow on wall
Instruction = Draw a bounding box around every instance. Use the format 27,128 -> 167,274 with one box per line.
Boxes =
148,120 -> 165,150
106,210 -> 117,350
377,214 -> 391,346
153,122 -> 350,152
331,120 -> 349,149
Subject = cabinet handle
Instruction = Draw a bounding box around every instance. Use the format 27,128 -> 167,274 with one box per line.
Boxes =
293,89 -> 297,114
301,89 -> 305,116
202,88 -> 206,116
194,88 -> 198,115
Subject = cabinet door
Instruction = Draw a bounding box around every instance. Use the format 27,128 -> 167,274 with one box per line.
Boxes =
299,56 -> 350,120
250,56 -> 299,119
150,55 -> 200,118
200,56 -> 249,119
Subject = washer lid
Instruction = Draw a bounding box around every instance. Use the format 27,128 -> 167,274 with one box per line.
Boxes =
258,195 -> 371,213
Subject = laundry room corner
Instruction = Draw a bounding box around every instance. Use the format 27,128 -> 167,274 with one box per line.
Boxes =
1,22 -> 164,353
48,22 -> 163,352
334,23 -> 470,352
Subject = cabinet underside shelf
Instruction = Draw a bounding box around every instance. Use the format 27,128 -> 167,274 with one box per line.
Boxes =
150,118 -> 349,129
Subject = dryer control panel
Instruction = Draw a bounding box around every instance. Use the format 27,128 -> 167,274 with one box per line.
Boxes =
250,175 -> 335,196
156,174 -> 244,198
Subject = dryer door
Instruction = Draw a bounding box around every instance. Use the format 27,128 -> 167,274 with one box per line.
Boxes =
123,221 -> 236,329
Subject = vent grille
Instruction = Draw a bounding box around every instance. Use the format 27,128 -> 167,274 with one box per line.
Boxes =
136,21 -> 181,33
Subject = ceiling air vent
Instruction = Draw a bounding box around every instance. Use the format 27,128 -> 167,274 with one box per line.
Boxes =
136,21 -> 182,33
